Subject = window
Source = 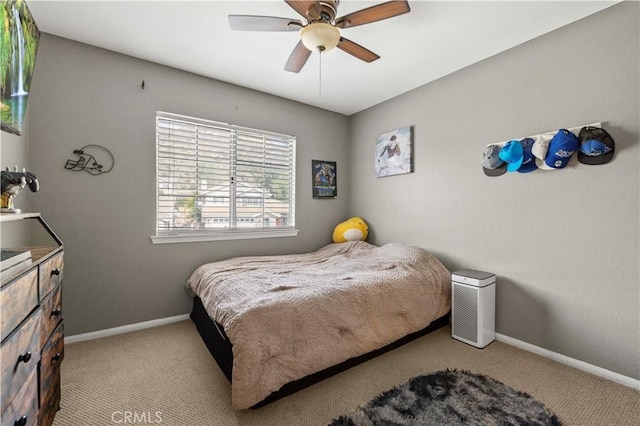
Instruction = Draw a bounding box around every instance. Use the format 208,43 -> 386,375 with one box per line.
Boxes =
152,112 -> 297,244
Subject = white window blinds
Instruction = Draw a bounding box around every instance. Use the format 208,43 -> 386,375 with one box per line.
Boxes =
155,112 -> 296,242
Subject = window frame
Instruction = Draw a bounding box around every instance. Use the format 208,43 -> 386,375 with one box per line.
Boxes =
151,111 -> 298,244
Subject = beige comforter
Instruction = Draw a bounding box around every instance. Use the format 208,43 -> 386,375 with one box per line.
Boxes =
187,241 -> 451,409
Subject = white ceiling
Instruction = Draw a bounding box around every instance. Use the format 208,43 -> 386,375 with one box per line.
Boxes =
28,1 -> 618,116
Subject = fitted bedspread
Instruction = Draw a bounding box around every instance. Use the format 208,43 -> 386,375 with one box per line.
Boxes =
187,241 -> 451,409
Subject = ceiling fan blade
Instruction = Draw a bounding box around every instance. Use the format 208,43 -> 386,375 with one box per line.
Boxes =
337,37 -> 380,63
285,40 -> 312,73
335,0 -> 410,29
284,1 -> 320,20
229,15 -> 303,31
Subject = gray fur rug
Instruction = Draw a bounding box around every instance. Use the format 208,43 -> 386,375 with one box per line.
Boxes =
329,369 -> 561,426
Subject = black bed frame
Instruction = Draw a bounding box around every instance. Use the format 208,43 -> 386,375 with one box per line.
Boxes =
190,296 -> 450,408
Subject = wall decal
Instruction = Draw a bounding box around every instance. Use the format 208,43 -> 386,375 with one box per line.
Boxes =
64,144 -> 114,175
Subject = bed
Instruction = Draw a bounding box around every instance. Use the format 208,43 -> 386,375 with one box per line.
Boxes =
187,241 -> 451,410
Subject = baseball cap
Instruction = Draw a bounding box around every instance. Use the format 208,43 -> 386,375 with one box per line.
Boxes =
517,138 -> 538,173
577,126 -> 615,165
499,140 -> 524,172
535,129 -> 579,170
482,145 -> 507,176
531,133 -> 552,161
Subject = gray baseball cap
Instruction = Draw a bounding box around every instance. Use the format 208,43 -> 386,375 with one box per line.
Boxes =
482,144 -> 506,177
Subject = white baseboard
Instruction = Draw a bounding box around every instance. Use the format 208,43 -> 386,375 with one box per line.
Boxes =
64,316 -> 639,391
495,333 -> 639,390
64,314 -> 190,344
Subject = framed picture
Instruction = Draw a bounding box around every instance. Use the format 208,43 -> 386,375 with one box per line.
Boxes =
312,160 -> 337,199
1,0 -> 41,136
375,126 -> 413,177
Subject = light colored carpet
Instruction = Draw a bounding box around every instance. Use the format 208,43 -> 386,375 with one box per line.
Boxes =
53,320 -> 639,426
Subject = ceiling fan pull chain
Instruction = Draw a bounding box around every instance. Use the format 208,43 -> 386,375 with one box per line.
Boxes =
319,50 -> 322,98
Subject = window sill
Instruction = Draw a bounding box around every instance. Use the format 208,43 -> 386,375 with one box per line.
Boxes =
151,229 -> 299,244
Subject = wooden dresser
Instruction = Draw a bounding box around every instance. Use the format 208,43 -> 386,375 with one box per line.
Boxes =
1,213 -> 64,426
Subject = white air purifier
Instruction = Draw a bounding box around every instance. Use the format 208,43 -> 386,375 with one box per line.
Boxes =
451,269 -> 495,348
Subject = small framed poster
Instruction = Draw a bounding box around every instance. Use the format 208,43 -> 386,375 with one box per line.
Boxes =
312,160 -> 337,198
375,126 -> 413,177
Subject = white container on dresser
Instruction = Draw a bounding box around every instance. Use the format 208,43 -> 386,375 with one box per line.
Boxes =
0,213 -> 64,426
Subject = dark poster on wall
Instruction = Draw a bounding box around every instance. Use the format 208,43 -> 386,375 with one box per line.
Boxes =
312,160 -> 337,199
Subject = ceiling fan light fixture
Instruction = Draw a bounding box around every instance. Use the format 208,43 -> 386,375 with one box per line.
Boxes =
300,22 -> 340,52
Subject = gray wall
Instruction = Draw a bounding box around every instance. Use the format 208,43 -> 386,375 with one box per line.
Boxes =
349,2 -> 639,379
27,35 -> 351,336
1,115 -> 30,213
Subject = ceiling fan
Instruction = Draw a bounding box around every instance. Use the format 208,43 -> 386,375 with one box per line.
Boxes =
228,0 -> 411,73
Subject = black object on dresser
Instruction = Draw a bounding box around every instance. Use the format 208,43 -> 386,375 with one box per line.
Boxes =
1,213 -> 64,426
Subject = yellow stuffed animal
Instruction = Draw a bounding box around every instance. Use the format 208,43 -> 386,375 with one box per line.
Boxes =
332,217 -> 369,243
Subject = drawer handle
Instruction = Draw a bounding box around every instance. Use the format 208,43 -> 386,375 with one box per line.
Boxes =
52,352 -> 62,363
51,308 -> 62,317
14,416 -> 27,426
17,352 -> 32,364
51,268 -> 61,276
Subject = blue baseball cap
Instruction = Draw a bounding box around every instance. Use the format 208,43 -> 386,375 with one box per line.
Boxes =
499,140 -> 524,172
517,138 -> 538,173
535,129 -> 579,170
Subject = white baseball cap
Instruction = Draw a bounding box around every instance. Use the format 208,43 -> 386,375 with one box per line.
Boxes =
532,134 -> 551,159
532,133 -> 554,170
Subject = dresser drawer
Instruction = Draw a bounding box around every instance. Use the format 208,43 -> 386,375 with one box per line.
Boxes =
0,311 -> 41,414
40,320 -> 64,426
39,253 -> 63,300
40,365 -> 60,426
39,363 -> 60,426
41,321 -> 64,380
0,269 -> 38,342
0,367 -> 38,426
39,285 -> 62,351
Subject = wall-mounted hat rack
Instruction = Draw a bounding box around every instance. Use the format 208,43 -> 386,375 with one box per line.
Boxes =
481,121 -> 614,176
487,122 -> 602,148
